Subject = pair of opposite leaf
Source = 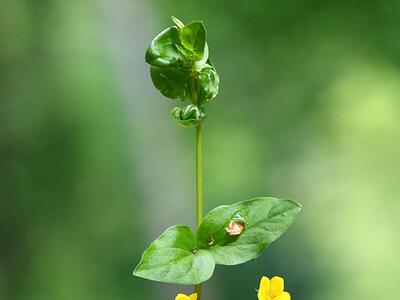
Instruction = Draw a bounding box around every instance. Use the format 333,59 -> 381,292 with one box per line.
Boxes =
145,16 -> 219,127
133,197 -> 301,285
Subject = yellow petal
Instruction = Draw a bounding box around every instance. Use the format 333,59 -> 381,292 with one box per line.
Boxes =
270,276 -> 284,297
274,291 -> 291,300
188,293 -> 197,300
175,294 -> 189,300
257,276 -> 270,300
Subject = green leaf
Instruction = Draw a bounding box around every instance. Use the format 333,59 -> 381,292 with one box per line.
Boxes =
150,65 -> 191,100
171,104 -> 206,127
149,62 -> 219,102
145,27 -> 183,67
197,197 -> 301,265
171,15 -> 185,29
133,225 -> 215,285
196,63 -> 220,104
180,21 -> 207,61
145,19 -> 219,106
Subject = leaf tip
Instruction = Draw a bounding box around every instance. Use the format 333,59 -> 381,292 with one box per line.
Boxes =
132,263 -> 141,276
171,15 -> 185,29
283,198 -> 302,210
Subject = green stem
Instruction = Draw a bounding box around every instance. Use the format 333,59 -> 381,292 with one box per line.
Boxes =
191,68 -> 203,299
194,123 -> 203,299
196,124 -> 203,229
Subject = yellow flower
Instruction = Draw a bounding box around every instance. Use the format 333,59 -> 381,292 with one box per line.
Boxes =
175,293 -> 197,300
257,276 -> 291,300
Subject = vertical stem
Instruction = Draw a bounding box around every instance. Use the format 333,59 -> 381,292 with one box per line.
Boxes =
194,123 -> 203,299
191,68 -> 203,299
196,124 -> 203,229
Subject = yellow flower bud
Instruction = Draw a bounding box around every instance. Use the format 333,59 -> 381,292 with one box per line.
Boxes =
175,293 -> 197,300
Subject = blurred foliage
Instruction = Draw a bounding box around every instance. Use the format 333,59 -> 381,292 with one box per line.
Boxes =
1,1 -> 400,300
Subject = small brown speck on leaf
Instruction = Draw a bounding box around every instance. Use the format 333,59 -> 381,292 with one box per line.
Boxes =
225,220 -> 245,236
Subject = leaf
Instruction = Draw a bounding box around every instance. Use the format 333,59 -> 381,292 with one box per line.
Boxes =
180,21 -> 207,61
171,104 -> 206,127
145,27 -> 184,67
171,15 -> 185,29
199,43 -> 209,64
197,197 -> 301,265
149,62 -> 219,102
145,19 -> 219,105
150,65 -> 192,101
133,225 -> 215,285
195,63 -> 219,104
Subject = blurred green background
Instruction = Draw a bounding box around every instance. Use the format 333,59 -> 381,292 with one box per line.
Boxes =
1,1 -> 400,299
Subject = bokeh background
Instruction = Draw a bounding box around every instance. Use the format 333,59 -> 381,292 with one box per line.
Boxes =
1,1 -> 400,299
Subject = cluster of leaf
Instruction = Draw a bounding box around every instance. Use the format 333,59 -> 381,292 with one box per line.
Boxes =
133,197 -> 301,285
145,16 -> 219,127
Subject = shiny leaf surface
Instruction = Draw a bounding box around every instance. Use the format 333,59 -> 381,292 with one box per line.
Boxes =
196,63 -> 220,104
145,18 -> 219,105
197,197 -> 301,265
145,26 -> 183,67
133,225 -> 215,285
180,21 -> 207,61
150,65 -> 191,100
